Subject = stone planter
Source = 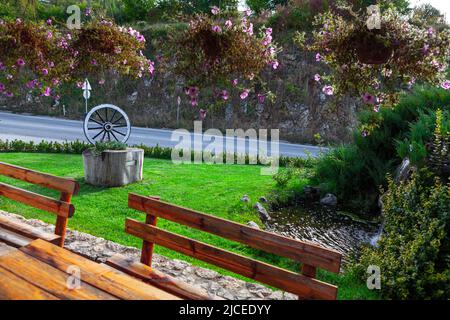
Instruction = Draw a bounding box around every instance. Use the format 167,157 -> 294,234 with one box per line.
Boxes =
82,148 -> 144,187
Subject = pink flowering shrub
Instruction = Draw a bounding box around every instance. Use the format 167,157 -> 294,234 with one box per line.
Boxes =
0,18 -> 154,100
164,9 -> 279,108
296,4 -> 450,108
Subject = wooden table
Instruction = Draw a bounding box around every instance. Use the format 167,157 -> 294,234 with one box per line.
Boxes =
0,239 -> 181,300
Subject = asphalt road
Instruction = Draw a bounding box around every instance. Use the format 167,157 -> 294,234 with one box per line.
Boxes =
0,111 -> 327,158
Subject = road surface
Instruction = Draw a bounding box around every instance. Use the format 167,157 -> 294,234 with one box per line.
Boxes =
0,111 -> 327,158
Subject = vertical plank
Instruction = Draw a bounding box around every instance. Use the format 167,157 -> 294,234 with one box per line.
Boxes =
55,192 -> 72,247
140,196 -> 160,267
299,264 -> 317,300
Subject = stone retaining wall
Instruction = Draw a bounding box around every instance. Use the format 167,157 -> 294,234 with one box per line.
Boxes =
0,210 -> 297,300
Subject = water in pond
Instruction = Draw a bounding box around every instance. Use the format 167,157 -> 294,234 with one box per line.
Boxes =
266,205 -> 382,261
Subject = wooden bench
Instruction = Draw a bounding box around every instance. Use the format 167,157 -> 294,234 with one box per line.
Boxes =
106,194 -> 342,300
0,162 -> 79,247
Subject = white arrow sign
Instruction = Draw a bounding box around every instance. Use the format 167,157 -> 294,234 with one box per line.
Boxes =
82,78 -> 92,113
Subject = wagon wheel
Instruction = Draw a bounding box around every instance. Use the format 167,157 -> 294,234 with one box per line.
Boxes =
83,104 -> 131,144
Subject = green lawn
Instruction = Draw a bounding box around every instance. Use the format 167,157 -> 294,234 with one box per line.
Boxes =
0,153 -> 378,300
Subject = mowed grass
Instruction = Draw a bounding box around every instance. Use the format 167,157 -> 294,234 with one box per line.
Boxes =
0,153 -> 379,300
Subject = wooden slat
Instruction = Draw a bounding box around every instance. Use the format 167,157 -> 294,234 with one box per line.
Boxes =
128,194 -> 342,273
0,226 -> 32,247
54,192 -> 72,247
106,254 -> 218,300
0,243 -> 16,257
20,239 -> 180,300
0,250 -> 117,300
0,266 -> 59,300
0,183 -> 74,218
0,162 -> 79,194
0,215 -> 60,245
126,219 -> 338,300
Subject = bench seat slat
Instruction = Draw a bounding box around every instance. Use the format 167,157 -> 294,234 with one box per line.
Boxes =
128,193 -> 341,273
0,216 -> 60,245
0,226 -> 32,247
105,254 -> 219,300
126,218 -> 338,300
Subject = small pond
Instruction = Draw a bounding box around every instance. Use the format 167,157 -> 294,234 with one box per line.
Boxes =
266,204 -> 382,261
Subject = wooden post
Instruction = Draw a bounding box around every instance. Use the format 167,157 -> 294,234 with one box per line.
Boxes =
140,196 -> 160,267
299,264 -> 317,300
55,192 -> 71,247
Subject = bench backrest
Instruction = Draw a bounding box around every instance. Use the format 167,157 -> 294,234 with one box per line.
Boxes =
126,193 -> 342,300
0,162 -> 79,246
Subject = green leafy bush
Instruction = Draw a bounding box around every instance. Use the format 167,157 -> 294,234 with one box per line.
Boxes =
352,171 -> 450,299
88,141 -> 127,155
312,87 -> 450,213
397,109 -> 450,176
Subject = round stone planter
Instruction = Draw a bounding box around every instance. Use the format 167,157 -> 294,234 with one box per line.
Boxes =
82,148 -> 144,187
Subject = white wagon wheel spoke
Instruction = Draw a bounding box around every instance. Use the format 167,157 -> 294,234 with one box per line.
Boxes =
83,104 -> 131,144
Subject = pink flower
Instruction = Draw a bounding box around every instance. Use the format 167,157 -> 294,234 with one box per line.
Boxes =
265,28 -> 273,36
231,79 -> 238,86
43,87 -> 51,97
46,19 -> 52,25
186,86 -> 199,98
361,130 -> 368,138
220,90 -> 229,100
16,58 -> 25,67
240,89 -> 250,100
54,95 -> 61,101
4,91 -> 13,98
257,94 -> 265,104
48,61 -> 55,68
52,78 -> 60,86
99,79 -> 105,85
270,60 -> 279,70
191,98 -> 198,107
199,109 -> 207,120
315,53 -> 323,62
211,6 -> 220,15
428,27 -> 434,36
85,8 -> 91,16
245,9 -> 252,16
314,74 -> 321,82
441,80 -> 450,90
46,31 -> 53,39
362,93 -> 377,105
42,69 -> 49,76
91,59 -> 97,65
148,61 -> 155,75
76,82 -> 83,88
212,25 -> 222,33
0,83 -> 5,92
224,20 -> 233,29
373,105 -> 380,113
322,86 -> 334,96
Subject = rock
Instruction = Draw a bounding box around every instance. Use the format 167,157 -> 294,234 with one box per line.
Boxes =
194,268 -> 220,280
246,221 -> 260,229
254,202 -> 271,222
320,193 -> 337,206
395,158 -> 415,183
127,91 -> 138,104
240,195 -> 250,203
259,196 -> 268,203
303,185 -> 321,200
